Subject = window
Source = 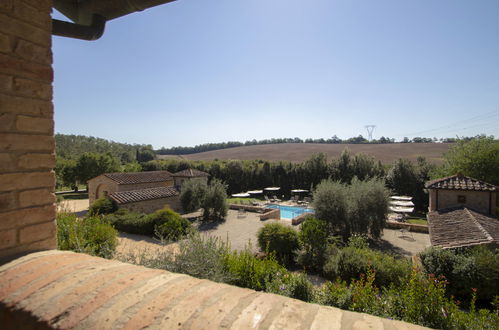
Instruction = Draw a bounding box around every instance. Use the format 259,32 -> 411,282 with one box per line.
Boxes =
457,195 -> 466,204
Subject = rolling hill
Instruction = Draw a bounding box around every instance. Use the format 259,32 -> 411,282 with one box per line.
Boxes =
158,143 -> 452,164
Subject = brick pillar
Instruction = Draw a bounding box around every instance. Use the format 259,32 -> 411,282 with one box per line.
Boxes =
0,0 -> 56,263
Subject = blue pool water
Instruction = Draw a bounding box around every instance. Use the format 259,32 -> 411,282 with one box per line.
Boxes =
266,204 -> 315,219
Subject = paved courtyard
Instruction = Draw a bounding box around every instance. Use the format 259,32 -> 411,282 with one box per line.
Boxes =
64,201 -> 430,257
196,210 -> 431,256
195,210 -> 292,252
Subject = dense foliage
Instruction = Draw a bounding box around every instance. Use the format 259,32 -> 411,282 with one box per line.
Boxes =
313,178 -> 389,240
179,178 -> 208,213
202,179 -> 228,221
296,217 -> 329,271
106,209 -> 152,235
55,134 -> 155,163
57,213 -> 117,258
437,136 -> 499,185
323,245 -> 411,288
153,208 -> 192,241
88,197 -> 117,216
107,207 -> 190,241
118,233 -> 499,329
420,246 -> 499,304
257,223 -> 300,266
386,157 -> 435,211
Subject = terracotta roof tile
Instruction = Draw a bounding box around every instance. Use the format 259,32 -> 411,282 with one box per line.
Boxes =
425,175 -> 497,191
103,171 -> 173,184
428,206 -> 499,248
172,169 -> 209,178
109,187 -> 179,204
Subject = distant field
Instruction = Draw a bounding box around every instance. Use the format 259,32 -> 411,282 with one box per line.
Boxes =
158,143 -> 452,164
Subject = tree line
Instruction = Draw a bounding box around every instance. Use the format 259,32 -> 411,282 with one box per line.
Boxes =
156,135 -> 466,155
56,134 -> 156,163
56,134 -> 498,213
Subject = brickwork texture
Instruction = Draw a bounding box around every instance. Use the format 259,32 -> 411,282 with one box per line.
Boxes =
0,251 -> 427,330
0,0 -> 56,263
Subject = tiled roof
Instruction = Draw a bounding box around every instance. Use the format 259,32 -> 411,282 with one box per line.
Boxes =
109,187 -> 179,204
103,171 -> 173,184
425,175 -> 497,191
172,169 -> 209,178
428,206 -> 499,249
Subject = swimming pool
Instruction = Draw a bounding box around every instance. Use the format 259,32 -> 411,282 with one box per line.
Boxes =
266,204 -> 314,219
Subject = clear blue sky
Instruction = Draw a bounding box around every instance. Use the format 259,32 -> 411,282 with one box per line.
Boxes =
52,0 -> 499,149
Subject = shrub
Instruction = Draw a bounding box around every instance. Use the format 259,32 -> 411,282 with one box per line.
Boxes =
115,233 -> 231,283
347,234 -> 369,249
257,223 -> 300,266
384,269 -> 458,329
296,217 -> 329,271
57,212 -> 117,258
224,249 -> 285,291
88,197 -> 117,216
420,246 -> 499,303
323,246 -> 411,288
169,234 -> 232,282
155,210 -> 192,241
106,208 -> 192,240
106,209 -> 153,235
315,279 -> 352,309
266,272 -> 316,302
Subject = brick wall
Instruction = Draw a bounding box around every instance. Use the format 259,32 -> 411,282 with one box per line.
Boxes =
0,0 -> 56,263
0,251 -> 428,329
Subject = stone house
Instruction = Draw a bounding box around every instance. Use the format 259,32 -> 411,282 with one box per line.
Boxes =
88,170 -> 174,204
88,169 -> 209,213
0,1 -> 424,328
426,174 -> 496,216
172,168 -> 209,190
425,175 -> 498,248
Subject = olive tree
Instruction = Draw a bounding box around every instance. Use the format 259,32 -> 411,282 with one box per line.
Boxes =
312,178 -> 389,240
180,178 -> 208,213
202,179 -> 228,221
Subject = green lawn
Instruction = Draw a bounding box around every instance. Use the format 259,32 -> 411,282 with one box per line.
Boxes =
406,218 -> 428,225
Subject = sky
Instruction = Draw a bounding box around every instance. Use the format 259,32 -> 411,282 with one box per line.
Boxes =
52,0 -> 499,149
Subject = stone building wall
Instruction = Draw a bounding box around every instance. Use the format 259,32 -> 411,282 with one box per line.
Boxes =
174,176 -> 208,189
429,189 -> 496,215
0,0 -> 56,263
87,175 -> 118,204
117,196 -> 181,214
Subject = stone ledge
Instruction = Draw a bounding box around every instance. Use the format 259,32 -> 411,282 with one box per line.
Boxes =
385,220 -> 429,233
0,250 -> 428,329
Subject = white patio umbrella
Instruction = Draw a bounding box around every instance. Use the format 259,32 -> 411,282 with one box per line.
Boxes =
291,189 -> 308,193
389,206 -> 414,214
247,190 -> 263,194
231,192 -> 250,198
264,187 -> 280,191
390,196 -> 412,201
389,200 -> 415,207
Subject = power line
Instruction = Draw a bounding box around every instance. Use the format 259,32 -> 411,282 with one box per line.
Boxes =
392,109 -> 499,138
